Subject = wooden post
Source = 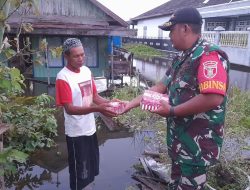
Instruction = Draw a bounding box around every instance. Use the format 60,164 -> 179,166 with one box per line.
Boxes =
110,37 -> 114,85
0,123 -> 10,190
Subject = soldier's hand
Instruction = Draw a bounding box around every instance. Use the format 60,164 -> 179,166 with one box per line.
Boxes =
149,99 -> 170,117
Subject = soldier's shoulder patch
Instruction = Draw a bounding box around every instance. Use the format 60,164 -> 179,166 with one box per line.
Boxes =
203,61 -> 218,79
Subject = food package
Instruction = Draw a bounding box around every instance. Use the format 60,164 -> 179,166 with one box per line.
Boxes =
109,101 -> 126,114
140,90 -> 169,111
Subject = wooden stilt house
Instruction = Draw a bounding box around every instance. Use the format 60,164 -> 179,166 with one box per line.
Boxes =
6,0 -> 136,85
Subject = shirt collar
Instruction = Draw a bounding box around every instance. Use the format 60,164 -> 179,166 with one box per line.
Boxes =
66,64 -> 80,73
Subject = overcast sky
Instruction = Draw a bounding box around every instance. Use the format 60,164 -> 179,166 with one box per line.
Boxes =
97,0 -> 168,21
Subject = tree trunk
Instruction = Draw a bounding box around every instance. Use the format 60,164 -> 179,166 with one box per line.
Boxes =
0,0 -> 10,49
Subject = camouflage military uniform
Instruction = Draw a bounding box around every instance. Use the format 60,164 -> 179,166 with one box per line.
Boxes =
161,38 -> 230,189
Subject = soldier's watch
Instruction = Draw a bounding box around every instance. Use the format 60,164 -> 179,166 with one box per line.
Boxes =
169,106 -> 175,117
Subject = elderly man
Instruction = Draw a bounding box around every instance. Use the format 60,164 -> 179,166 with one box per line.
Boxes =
122,7 -> 230,189
56,38 -> 116,190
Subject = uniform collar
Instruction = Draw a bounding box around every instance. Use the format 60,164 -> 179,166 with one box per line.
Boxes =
178,38 -> 204,62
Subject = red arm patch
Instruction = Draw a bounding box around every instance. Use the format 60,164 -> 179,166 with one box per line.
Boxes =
56,79 -> 72,106
197,51 -> 227,96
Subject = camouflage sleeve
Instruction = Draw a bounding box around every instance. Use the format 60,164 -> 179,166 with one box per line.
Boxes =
197,51 -> 227,96
161,67 -> 172,87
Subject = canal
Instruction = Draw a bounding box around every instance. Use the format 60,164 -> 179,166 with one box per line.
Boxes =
134,57 -> 250,91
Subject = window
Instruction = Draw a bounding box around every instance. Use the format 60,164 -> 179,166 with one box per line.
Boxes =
206,21 -> 226,31
62,37 -> 98,68
47,37 -> 63,68
143,26 -> 147,38
235,20 -> 250,31
80,37 -> 98,68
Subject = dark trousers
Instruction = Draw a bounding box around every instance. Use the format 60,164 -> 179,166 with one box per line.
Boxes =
66,133 -> 99,190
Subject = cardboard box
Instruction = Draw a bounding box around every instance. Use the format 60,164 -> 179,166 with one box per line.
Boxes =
141,90 -> 169,111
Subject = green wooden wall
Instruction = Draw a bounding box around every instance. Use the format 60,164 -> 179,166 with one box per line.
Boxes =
32,36 -> 109,81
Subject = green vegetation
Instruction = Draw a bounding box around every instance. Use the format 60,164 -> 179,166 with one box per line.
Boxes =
225,87 -> 250,135
111,85 -> 250,190
0,149 -> 28,176
205,87 -> 250,190
111,86 -> 167,147
123,43 -> 165,58
0,64 -> 57,175
2,94 -> 57,152
207,161 -> 249,190
0,0 -> 58,176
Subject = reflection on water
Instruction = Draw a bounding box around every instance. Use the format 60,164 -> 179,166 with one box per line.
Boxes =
5,91 -> 155,190
134,57 -> 250,91
6,128 -> 153,190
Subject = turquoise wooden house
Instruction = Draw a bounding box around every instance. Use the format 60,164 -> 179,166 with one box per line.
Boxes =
7,0 -> 136,84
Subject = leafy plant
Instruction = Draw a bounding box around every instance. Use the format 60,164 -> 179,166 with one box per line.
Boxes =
0,148 -> 28,175
2,94 -> 57,152
0,0 -> 59,177
0,64 -> 57,174
0,65 -> 25,96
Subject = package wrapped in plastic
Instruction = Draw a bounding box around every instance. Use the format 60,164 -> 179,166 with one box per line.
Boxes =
141,90 -> 169,111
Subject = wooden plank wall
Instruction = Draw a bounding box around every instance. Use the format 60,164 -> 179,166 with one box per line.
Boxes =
29,0 -> 110,20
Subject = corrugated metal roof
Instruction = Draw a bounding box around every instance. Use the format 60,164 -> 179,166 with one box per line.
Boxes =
131,0 -> 242,21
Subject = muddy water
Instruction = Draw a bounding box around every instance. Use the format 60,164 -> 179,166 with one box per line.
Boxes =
4,82 -> 156,190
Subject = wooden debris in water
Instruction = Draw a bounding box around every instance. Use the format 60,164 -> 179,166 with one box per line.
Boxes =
132,174 -> 166,190
133,157 -> 169,190
143,150 -> 160,158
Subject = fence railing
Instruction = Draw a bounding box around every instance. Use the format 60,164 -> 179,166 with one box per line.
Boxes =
122,37 -> 175,51
202,31 -> 249,48
202,32 -> 217,44
126,31 -> 250,49
124,30 -> 250,67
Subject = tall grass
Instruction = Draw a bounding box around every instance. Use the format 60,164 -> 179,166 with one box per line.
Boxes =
225,87 -> 250,136
111,86 -> 167,145
123,43 -> 165,58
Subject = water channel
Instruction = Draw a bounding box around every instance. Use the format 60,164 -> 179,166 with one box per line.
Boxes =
134,57 -> 250,91
4,57 -> 250,190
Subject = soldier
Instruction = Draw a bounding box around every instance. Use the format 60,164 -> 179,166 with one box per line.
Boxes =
122,7 -> 230,189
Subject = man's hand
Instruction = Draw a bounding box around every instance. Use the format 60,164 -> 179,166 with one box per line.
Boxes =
119,101 -> 135,115
96,102 -> 117,117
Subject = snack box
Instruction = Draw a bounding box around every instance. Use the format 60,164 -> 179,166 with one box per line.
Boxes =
109,101 -> 126,114
140,90 -> 169,111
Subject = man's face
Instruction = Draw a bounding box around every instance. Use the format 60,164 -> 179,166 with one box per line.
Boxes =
169,24 -> 185,51
65,46 -> 85,69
